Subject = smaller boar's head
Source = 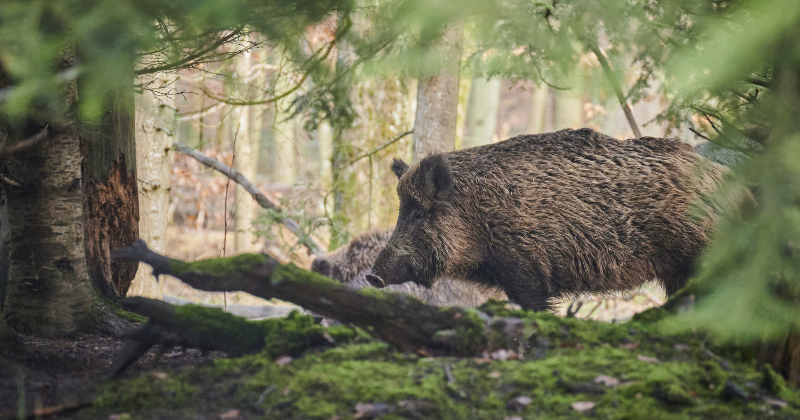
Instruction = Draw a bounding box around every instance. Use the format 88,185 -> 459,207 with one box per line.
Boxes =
368,155 -> 457,289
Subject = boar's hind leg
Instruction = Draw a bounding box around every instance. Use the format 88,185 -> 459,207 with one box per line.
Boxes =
505,287 -> 551,312
657,264 -> 693,296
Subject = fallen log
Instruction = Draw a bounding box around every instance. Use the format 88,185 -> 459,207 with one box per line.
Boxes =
109,298 -> 354,377
112,240 -> 525,358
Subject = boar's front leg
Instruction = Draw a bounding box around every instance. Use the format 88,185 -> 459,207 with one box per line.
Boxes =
504,285 -> 551,312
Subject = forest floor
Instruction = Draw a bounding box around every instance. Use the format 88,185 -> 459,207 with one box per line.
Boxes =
0,330 -> 227,420
2,302 -> 799,420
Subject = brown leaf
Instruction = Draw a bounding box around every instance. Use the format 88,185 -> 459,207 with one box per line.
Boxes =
354,403 -> 390,419
594,375 -> 620,387
507,396 -> 533,412
571,401 -> 595,411
219,409 -> 240,419
276,356 -> 292,366
637,355 -> 660,363
619,342 -> 639,349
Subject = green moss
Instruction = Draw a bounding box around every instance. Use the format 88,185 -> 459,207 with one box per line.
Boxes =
96,293 -> 147,324
270,262 -> 340,286
171,253 -> 267,276
92,373 -> 195,412
81,306 -> 800,420
448,308 -> 487,354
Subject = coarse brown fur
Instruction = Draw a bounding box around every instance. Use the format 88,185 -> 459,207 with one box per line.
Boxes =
370,128 -> 728,311
311,230 -> 507,307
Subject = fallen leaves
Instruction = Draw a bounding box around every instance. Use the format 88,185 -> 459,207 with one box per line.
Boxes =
571,401 -> 595,412
637,354 -> 660,363
507,396 -> 533,412
594,375 -> 620,387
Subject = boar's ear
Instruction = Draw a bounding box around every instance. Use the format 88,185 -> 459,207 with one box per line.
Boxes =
421,154 -> 453,202
391,159 -> 409,179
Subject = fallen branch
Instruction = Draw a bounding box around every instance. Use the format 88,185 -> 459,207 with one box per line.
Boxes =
112,241 -> 525,358
108,297 -> 343,377
173,142 -> 325,256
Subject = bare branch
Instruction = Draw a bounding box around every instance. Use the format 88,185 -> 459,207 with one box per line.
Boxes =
348,130 -> 413,167
199,39 -> 336,106
587,44 -> 642,138
172,142 -> 325,256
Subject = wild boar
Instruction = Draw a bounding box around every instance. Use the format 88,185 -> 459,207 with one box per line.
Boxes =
311,229 -> 506,307
367,128 -> 726,311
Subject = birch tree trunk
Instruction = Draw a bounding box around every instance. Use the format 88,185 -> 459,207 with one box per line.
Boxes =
412,24 -> 463,162
128,73 -> 175,298
463,77 -> 501,148
1,50 -> 112,336
233,49 -> 259,254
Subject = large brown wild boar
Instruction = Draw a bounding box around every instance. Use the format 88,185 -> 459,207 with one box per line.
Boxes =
366,128 -> 726,311
312,229 -> 507,307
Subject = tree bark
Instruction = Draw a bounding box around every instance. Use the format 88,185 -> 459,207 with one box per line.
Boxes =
128,73 -> 174,299
233,49 -> 259,254
412,24 -> 463,162
463,77 -> 501,148
0,51 -> 110,337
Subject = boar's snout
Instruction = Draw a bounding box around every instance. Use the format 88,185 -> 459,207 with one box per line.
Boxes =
365,273 -> 386,288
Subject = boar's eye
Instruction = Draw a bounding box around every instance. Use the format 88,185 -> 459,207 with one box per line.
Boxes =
410,210 -> 424,220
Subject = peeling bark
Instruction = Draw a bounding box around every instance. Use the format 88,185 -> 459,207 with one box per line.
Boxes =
82,92 -> 140,297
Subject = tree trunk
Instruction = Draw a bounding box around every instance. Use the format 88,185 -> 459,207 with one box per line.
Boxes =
527,85 -> 550,134
271,60 -> 296,186
412,24 -> 463,162
81,86 -> 140,298
128,73 -> 174,298
1,51 -> 110,336
233,49 -> 259,254
463,77 -> 501,148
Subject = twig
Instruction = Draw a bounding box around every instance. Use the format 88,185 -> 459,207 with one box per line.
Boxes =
347,130 -> 413,167
0,125 -> 48,156
199,40 -> 336,106
172,142 -> 325,256
745,77 -> 771,89
586,44 -> 642,138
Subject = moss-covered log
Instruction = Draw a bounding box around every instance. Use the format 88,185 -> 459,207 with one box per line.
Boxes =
112,240 -> 525,357
110,298 -> 359,377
